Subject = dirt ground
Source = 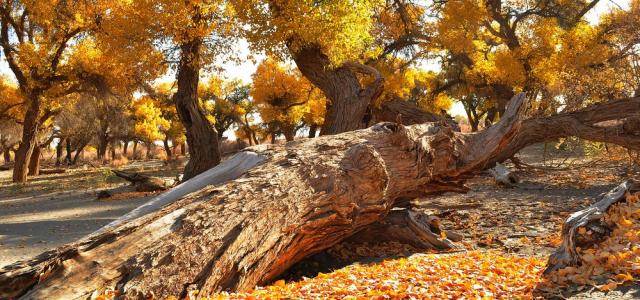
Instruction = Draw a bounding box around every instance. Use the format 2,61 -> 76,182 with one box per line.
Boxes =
0,160 -> 181,267
1,146 -> 639,298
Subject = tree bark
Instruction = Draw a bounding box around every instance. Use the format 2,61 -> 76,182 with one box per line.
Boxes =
13,95 -> 41,183
173,38 -> 221,180
123,140 -> 129,157
27,145 -> 41,176
0,95 -> 528,299
3,148 -> 10,163
72,142 -> 88,165
308,124 -> 318,138
65,139 -> 72,165
146,142 -> 153,160
163,137 -> 172,159
55,138 -> 64,167
292,46 -> 384,135
374,96 -> 640,165
133,141 -> 139,159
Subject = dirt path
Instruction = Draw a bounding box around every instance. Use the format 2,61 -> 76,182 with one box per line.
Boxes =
0,161 -> 178,267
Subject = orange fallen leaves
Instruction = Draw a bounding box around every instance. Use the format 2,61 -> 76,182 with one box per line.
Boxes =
545,192 -> 640,291
213,251 -> 546,299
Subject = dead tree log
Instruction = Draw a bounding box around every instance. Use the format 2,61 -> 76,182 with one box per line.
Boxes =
0,94 -> 528,299
545,180 -> 640,274
111,170 -> 169,192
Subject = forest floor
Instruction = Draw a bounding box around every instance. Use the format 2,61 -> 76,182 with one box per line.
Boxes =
0,159 -> 182,267
1,146 -> 639,298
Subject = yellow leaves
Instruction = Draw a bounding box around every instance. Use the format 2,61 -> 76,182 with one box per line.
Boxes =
436,0 -> 487,55
232,0 -> 383,65
251,58 -> 326,128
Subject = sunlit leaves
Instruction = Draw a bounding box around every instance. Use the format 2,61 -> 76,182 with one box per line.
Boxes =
216,251 -> 545,299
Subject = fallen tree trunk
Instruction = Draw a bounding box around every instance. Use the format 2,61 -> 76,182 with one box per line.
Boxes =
111,170 -> 170,192
0,95 -> 528,298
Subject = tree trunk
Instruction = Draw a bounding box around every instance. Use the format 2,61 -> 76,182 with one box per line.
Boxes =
123,140 -> 129,157
65,139 -> 72,165
3,148 -> 10,163
373,96 -> 640,165
282,124 -> 296,142
173,38 -> 221,180
72,142 -> 88,165
110,141 -> 117,161
27,145 -> 41,176
55,138 -> 64,166
13,94 -> 41,183
97,133 -> 109,161
163,137 -> 172,159
133,141 -> 139,159
180,142 -> 186,156
292,46 -> 384,135
0,95 -> 528,299
146,142 -> 153,159
308,124 -> 318,138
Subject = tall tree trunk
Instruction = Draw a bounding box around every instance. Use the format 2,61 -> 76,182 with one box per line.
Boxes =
292,46 -> 384,135
55,138 -> 64,166
123,140 -> 129,157
173,38 -> 221,180
163,137 -> 172,159
3,148 -> 10,163
97,134 -> 109,161
0,95 -> 528,299
133,141 -> 139,159
146,142 -> 153,159
65,139 -> 72,165
180,142 -> 186,156
308,124 -> 318,138
13,94 -> 41,183
27,145 -> 41,176
72,142 -> 88,165
110,140 -> 117,161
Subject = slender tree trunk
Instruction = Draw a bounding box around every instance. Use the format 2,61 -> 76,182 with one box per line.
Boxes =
308,124 -> 318,138
110,141 -> 117,161
3,148 -> 11,163
180,142 -> 186,156
27,145 -> 41,176
173,38 -> 221,180
13,94 -> 41,183
270,132 -> 277,144
0,96 -> 528,298
133,141 -> 139,159
146,142 -> 153,159
123,140 -> 129,157
55,138 -> 64,166
72,142 -> 88,165
97,134 -> 109,161
65,139 -> 72,165
163,137 -> 172,159
292,46 -> 383,135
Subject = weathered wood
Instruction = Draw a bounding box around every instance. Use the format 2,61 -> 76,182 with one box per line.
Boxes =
112,170 -> 169,192
347,209 -> 460,250
544,180 -> 640,275
489,162 -> 519,187
0,95 -> 528,299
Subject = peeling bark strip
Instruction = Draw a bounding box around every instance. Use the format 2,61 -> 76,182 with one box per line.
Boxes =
0,95 -> 527,299
544,180 -> 640,275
